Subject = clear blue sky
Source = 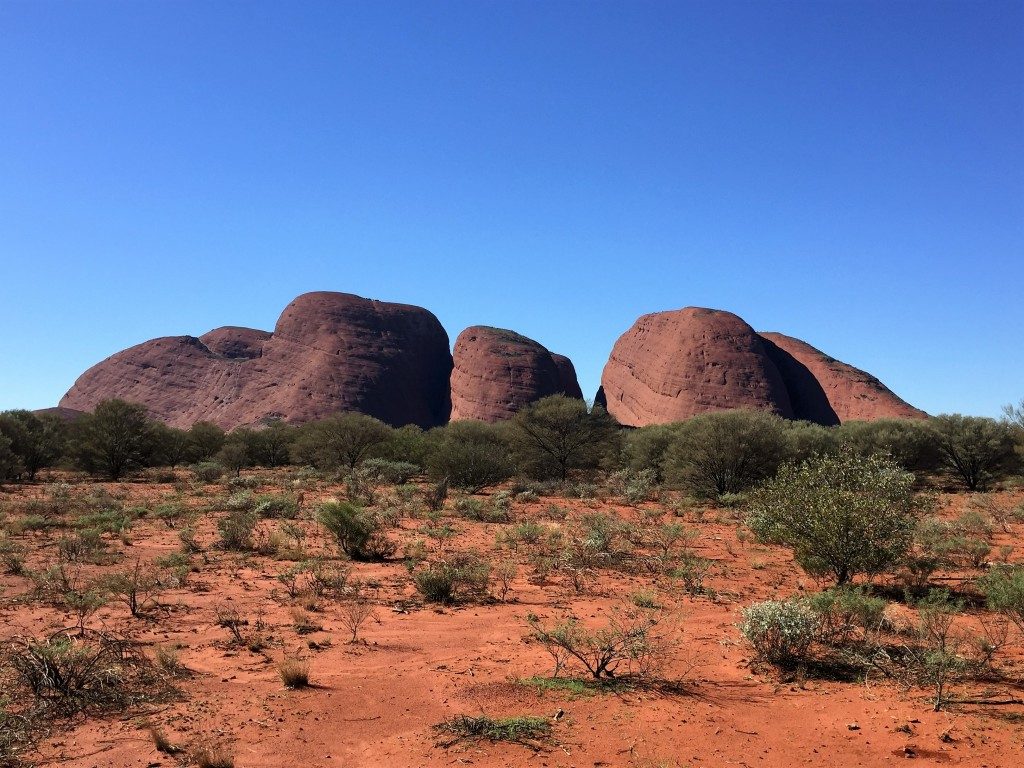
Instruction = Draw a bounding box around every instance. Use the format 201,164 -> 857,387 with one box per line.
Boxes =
1,0 -> 1021,417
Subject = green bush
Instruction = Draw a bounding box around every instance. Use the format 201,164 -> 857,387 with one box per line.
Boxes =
316,501 -> 395,561
739,599 -> 818,667
979,565 -> 1024,632
424,421 -> 512,493
413,552 -> 491,603
190,462 -> 225,483
508,396 -> 619,480
217,509 -> 258,551
361,458 -> 420,484
748,451 -> 918,585
929,414 -> 1018,490
253,493 -> 298,519
663,410 -> 788,498
805,587 -> 887,646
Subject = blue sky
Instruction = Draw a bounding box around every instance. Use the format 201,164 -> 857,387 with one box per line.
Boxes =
1,0 -> 1021,417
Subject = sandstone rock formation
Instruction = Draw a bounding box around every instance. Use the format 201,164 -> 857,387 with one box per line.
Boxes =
449,327 -> 583,422
60,292 -> 453,430
599,307 -> 924,427
599,308 -> 795,426
758,332 -> 927,423
551,354 -> 584,401
198,326 -> 271,359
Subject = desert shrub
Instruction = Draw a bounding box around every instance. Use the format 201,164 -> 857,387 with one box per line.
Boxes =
912,589 -> 970,710
253,493 -> 298,519
608,468 -> 659,505
929,414 -> 1018,490
834,419 -> 939,474
508,396 -> 620,480
316,501 -> 395,561
0,409 -> 65,481
69,399 -> 154,480
663,410 -> 788,498
361,458 -> 419,484
806,587 -> 887,647
413,552 -> 491,603
424,421 -> 513,492
748,451 -> 918,585
99,560 -> 164,617
291,413 -> 392,470
225,490 -> 255,511
783,420 -> 839,463
191,741 -> 235,768
0,535 -> 26,575
190,462 -> 225,483
217,509 -> 258,551
528,607 -> 669,680
979,566 -> 1024,633
619,423 -> 685,480
497,520 -> 550,551
240,420 -> 296,467
435,714 -> 550,747
278,656 -> 310,688
670,551 -> 714,596
739,599 -> 818,668
5,629 -> 167,715
454,495 -> 509,523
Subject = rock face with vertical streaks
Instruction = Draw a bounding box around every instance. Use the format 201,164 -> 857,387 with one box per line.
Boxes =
598,307 -> 924,426
449,326 -> 584,422
59,292 -> 453,430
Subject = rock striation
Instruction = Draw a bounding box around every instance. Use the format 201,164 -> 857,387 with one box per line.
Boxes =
599,308 -> 795,426
599,307 -> 925,427
60,292 -> 453,430
449,326 -> 583,422
758,332 -> 926,423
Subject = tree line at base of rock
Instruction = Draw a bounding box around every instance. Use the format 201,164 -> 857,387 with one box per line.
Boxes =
1,396 -> 1022,494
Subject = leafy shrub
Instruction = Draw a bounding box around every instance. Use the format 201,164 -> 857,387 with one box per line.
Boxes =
739,599 -> 818,668
190,462 -> 224,483
805,587 -> 887,646
253,493 -> 298,519
361,458 -> 419,484
316,501 -> 395,561
217,509 -> 258,551
413,552 -> 491,603
748,451 -> 918,585
664,410 -> 788,497
979,565 -> 1024,632
528,608 -> 668,680
424,421 -> 512,492
225,490 -> 255,511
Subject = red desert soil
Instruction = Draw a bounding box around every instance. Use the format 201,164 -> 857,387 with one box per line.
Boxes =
1,475 -> 1022,768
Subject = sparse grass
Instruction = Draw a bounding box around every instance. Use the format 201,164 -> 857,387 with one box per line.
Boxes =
149,726 -> 182,754
434,714 -> 551,748
278,656 -> 311,688
514,675 -> 627,696
191,740 -> 235,768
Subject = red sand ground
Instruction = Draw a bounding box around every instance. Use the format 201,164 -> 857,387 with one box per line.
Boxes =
1,474 -> 1022,767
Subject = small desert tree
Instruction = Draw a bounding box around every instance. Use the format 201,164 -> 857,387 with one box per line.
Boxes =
186,421 -> 226,462
291,413 -> 391,470
663,410 -> 788,497
0,410 -> 66,480
748,451 -> 918,585
928,414 -> 1017,491
424,421 -> 512,492
72,399 -> 153,480
508,395 -> 618,481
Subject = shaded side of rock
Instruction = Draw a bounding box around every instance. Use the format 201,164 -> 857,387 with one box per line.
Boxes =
758,332 -> 927,422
